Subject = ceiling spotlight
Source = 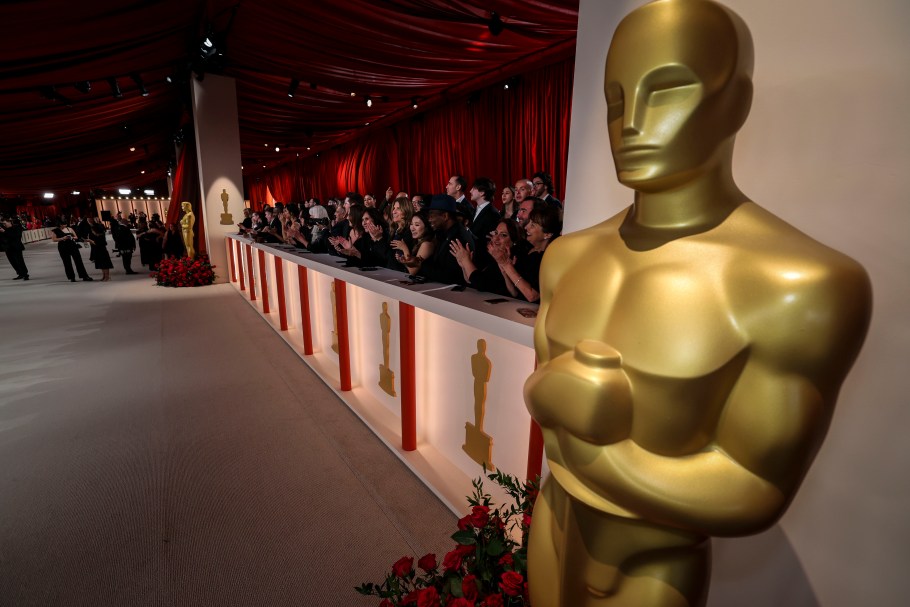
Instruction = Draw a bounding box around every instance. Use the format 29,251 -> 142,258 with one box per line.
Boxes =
165,74 -> 173,84
411,97 -> 419,109
365,95 -> 372,108
108,78 -> 122,98
350,92 -> 356,97
74,81 -> 91,94
306,146 -> 311,150
130,73 -> 149,96
488,11 -> 504,36
130,147 -> 136,152
140,170 -> 146,174
288,78 -> 299,98
200,30 -> 218,59
274,146 -> 280,152
71,190 -> 81,195
43,192 -> 54,199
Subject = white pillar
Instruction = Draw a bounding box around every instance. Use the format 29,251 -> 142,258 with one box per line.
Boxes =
191,74 -> 244,283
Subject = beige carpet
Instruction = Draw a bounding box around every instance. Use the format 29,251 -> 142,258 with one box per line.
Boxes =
0,240 -> 455,606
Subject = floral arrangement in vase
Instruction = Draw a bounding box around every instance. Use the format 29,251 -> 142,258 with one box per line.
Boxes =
153,254 -> 215,287
357,471 -> 539,607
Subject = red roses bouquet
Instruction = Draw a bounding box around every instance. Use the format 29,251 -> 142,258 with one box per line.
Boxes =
357,471 -> 539,607
153,255 -> 216,287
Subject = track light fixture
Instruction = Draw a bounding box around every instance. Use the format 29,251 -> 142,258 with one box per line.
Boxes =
108,78 -> 122,99
130,73 -> 149,97
411,97 -> 419,109
288,78 -> 299,97
365,95 -> 372,108
488,11 -> 504,36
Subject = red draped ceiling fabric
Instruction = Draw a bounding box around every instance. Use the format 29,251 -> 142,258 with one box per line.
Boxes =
246,58 -> 574,207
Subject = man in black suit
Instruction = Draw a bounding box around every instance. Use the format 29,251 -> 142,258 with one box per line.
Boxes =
418,194 -> 475,286
446,175 -> 474,227
467,177 -> 501,267
1,217 -> 29,280
532,171 -> 562,210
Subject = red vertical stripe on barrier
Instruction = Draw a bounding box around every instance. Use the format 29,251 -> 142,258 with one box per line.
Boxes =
257,249 -> 270,313
246,244 -> 255,300
237,241 -> 245,291
334,279 -> 352,391
399,302 -> 417,451
227,238 -> 236,283
274,255 -> 287,330
297,266 -> 313,355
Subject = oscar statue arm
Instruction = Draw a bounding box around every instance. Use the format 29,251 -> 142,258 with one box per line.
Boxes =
572,259 -> 872,537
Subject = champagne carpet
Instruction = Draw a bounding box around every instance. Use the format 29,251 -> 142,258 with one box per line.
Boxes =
0,240 -> 456,606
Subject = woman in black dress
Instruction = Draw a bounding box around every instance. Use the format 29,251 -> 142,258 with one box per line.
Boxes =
88,223 -> 113,281
162,223 -> 185,258
50,221 -> 93,282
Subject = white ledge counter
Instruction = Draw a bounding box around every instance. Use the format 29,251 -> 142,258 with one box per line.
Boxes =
225,234 -> 546,513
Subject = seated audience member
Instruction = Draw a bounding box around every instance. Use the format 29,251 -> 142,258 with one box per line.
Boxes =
450,219 -> 523,297
411,193 -> 429,213
330,204 -> 350,239
418,194 -> 475,285
496,205 -> 561,302
501,185 -> 518,221
328,204 -> 365,259
299,205 -> 332,253
532,170 -> 562,210
254,207 -> 283,243
386,196 -> 415,271
332,207 -> 388,266
363,193 -> 377,208
237,208 -> 253,234
392,210 -> 435,276
513,178 -> 534,207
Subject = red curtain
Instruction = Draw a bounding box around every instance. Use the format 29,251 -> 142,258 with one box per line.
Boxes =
244,57 -> 574,207
166,134 -> 206,255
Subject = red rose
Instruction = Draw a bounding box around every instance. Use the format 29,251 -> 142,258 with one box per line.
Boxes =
482,595 -> 503,607
442,544 -> 474,572
416,586 -> 440,607
462,574 -> 479,601
402,589 -> 421,605
498,553 -> 513,568
448,599 -> 474,607
457,514 -> 472,531
469,505 -> 490,528
379,600 -> 393,607
500,571 -> 524,597
391,555 -> 413,578
417,553 -> 437,571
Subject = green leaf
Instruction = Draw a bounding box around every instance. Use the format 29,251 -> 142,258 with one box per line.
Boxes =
486,537 -> 505,556
452,529 -> 477,545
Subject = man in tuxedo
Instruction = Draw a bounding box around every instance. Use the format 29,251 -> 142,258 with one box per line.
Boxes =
468,177 -> 501,267
532,171 -> 562,210
446,175 -> 474,226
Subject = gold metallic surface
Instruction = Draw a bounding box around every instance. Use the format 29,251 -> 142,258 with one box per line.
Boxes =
463,339 -> 495,471
378,302 -> 397,396
180,201 -> 195,259
219,188 -> 234,225
524,1 -> 872,605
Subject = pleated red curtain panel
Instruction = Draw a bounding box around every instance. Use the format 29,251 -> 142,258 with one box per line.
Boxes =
246,57 -> 574,207
166,134 -> 206,254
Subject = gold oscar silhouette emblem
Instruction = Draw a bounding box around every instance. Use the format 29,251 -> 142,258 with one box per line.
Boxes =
330,281 -> 339,354
219,188 -> 234,225
378,302 -> 396,396
523,1 -> 872,606
180,201 -> 195,259
462,339 -> 495,472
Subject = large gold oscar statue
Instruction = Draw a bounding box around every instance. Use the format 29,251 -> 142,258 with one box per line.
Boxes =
523,1 -> 872,606
180,201 -> 195,259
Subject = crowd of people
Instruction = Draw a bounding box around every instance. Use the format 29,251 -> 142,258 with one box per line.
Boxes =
0,209 -> 189,283
240,171 -> 563,303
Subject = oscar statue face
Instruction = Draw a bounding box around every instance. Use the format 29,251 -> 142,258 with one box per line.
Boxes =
604,0 -> 753,193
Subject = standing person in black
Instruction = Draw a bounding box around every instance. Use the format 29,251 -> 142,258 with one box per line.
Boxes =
51,222 -> 92,281
162,223 -> 185,258
1,217 -> 29,280
114,218 -> 138,274
418,194 -> 475,286
87,223 -> 113,281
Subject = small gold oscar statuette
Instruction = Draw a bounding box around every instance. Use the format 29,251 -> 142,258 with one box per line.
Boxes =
219,188 -> 234,225
378,302 -> 396,396
462,339 -> 494,471
330,282 -> 339,354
